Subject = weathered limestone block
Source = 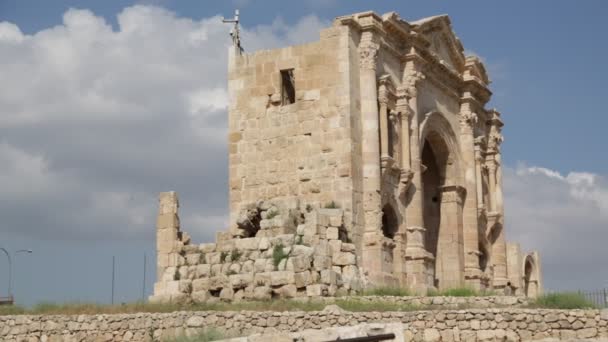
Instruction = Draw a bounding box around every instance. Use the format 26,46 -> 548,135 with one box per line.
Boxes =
165,281 -> 181,294
313,255 -> 332,270
209,276 -> 229,290
192,278 -> 210,292
205,252 -> 221,264
333,252 -> 356,266
235,237 -> 259,250
229,263 -> 241,274
156,214 -> 179,230
185,253 -> 201,265
162,267 -> 177,282
270,271 -> 295,286
258,237 -> 271,250
178,266 -> 189,280
289,255 -> 312,272
329,240 -> 342,255
191,291 -> 210,303
321,270 -> 339,285
326,227 -> 339,240
253,286 -> 272,300
195,264 -> 211,278
291,244 -> 314,257
303,223 -> 318,236
295,271 -> 311,288
199,243 -> 216,253
275,284 -> 297,298
306,284 -> 327,297
178,280 -> 192,293
242,260 -> 254,273
230,273 -> 253,289
254,272 -> 271,286
219,287 -> 234,301
341,243 -> 355,252
216,239 -> 235,252
253,259 -> 267,273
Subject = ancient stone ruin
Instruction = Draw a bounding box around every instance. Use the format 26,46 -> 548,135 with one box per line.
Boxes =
150,11 -> 542,303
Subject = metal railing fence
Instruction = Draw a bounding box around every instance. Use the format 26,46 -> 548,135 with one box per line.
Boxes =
579,289 -> 608,308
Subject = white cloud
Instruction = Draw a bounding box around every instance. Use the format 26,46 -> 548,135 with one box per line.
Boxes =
0,22 -> 24,43
516,164 -> 608,216
0,5 -> 326,242
505,164 -> 608,290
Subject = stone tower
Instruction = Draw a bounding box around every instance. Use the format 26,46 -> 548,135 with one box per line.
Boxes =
151,11 -> 542,303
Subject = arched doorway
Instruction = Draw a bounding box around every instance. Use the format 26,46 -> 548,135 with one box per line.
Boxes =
523,255 -> 538,298
419,112 -> 464,290
422,141 -> 441,259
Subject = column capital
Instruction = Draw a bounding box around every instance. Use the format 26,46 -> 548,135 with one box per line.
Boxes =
487,130 -> 504,153
459,111 -> 478,134
359,38 -> 379,70
439,185 -> 466,204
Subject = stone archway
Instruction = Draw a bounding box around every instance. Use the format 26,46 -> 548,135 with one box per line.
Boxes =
419,112 -> 464,289
523,255 -> 539,298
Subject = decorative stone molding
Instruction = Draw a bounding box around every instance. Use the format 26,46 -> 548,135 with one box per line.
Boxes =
487,129 -> 504,153
378,74 -> 395,106
398,168 -> 414,196
459,111 -> 478,132
403,70 -> 425,98
439,185 -> 466,204
358,40 -> 379,70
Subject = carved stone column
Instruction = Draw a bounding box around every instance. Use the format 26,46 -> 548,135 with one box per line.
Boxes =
402,60 -> 433,293
459,103 -> 482,290
378,77 -> 390,161
474,138 -> 485,210
397,91 -> 411,170
359,32 -> 384,283
487,158 -> 498,212
488,112 -> 508,288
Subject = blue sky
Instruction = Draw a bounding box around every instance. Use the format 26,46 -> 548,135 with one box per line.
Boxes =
0,1 -> 607,306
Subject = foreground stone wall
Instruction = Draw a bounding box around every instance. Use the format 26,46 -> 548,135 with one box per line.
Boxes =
1,308 -> 607,342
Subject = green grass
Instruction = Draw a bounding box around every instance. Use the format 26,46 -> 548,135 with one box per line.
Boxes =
230,249 -> 243,261
167,328 -> 225,342
324,201 -> 339,209
427,287 -> 496,297
0,305 -> 26,315
0,300 -> 327,316
362,286 -> 411,297
272,243 -> 288,268
335,299 -> 419,312
0,291 -> 596,317
530,292 -> 596,309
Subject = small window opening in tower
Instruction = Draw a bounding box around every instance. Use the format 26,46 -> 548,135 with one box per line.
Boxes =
280,69 -> 295,105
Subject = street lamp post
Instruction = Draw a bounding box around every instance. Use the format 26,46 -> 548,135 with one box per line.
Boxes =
0,248 -> 32,301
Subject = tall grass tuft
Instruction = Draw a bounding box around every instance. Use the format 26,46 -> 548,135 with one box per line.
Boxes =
428,287 -> 481,297
362,286 -> 411,297
0,305 -> 26,315
532,292 -> 595,309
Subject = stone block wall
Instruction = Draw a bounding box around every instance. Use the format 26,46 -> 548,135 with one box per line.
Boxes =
150,196 -> 365,303
1,308 -> 607,341
227,24 -> 362,241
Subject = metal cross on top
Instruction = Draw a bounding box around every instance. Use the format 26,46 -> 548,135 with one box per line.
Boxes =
222,9 -> 242,51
